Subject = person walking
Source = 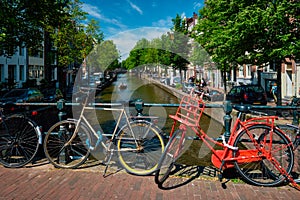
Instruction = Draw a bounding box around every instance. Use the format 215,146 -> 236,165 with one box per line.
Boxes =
271,83 -> 277,103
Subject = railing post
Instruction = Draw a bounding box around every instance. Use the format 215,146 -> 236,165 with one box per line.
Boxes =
134,99 -> 144,116
57,99 -> 66,121
292,109 -> 298,125
223,101 -> 232,142
291,97 -> 299,125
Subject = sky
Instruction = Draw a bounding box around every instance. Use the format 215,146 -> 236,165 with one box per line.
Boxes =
81,0 -> 204,59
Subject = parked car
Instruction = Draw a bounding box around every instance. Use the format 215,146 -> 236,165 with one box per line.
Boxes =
226,85 -> 268,105
205,89 -> 224,102
42,88 -> 63,102
0,88 -> 44,112
0,88 -> 44,104
171,77 -> 181,87
160,77 -> 166,84
182,82 -> 196,93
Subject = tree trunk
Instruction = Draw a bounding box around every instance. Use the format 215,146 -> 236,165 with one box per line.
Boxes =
222,69 -> 227,93
43,31 -> 52,82
276,60 -> 282,106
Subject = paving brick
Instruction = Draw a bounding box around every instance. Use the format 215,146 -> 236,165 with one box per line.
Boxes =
0,165 -> 299,200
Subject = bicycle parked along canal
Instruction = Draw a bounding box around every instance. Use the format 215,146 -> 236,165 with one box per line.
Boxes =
155,89 -> 299,190
44,87 -> 165,176
0,104 -> 42,168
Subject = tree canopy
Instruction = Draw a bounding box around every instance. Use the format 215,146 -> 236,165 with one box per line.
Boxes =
0,0 -> 69,56
87,40 -> 120,72
193,0 -> 300,68
0,0 -> 104,69
193,0 -> 300,101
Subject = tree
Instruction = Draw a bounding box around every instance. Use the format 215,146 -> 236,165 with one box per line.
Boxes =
0,0 -> 69,56
169,14 -> 191,82
47,0 -> 103,88
1,0 -> 104,88
88,40 -> 119,72
193,0 -> 300,102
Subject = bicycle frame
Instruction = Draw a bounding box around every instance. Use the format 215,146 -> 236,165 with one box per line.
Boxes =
168,91 -> 293,171
166,90 -> 300,189
65,101 -> 139,153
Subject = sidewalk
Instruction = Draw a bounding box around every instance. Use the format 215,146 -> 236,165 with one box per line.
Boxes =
0,162 -> 299,200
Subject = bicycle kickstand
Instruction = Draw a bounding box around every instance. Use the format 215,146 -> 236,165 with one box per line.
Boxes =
218,161 -> 230,186
103,151 -> 113,177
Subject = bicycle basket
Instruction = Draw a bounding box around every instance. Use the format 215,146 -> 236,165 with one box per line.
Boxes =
169,94 -> 205,127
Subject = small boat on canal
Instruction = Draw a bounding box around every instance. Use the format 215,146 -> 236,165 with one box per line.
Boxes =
119,83 -> 127,90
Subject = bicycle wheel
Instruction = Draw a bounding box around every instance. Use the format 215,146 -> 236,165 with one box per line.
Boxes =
117,121 -> 164,175
277,124 -> 299,149
233,124 -> 294,187
44,120 -> 91,169
155,129 -> 185,185
0,115 -> 40,168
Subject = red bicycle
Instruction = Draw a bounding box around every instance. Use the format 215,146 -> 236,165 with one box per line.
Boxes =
155,89 -> 299,189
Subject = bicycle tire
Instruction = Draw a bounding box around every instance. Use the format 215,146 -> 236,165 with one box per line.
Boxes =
0,114 -> 40,168
154,129 -> 185,185
44,120 -> 91,169
117,121 -> 164,175
277,124 -> 300,149
233,124 -> 294,187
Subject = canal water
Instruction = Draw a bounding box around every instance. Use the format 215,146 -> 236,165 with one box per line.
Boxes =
92,73 -> 225,166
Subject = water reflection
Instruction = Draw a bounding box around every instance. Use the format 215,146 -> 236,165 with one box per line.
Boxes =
95,73 -> 223,134
96,73 -> 179,104
93,72 -> 225,166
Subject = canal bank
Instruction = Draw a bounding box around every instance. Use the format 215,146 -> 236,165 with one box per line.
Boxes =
144,76 -> 226,126
144,75 -> 299,176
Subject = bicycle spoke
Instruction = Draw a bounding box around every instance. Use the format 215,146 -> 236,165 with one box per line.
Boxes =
117,121 -> 164,175
0,115 -> 39,168
44,120 -> 90,169
233,124 -> 294,187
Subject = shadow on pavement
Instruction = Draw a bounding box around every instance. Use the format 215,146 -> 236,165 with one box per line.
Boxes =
157,164 -> 242,190
157,165 -> 203,190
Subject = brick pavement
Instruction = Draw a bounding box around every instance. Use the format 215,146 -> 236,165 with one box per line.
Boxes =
0,161 -> 299,200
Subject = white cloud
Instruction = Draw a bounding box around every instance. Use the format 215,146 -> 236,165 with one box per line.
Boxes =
127,0 -> 143,15
82,3 -> 126,28
107,27 -> 169,60
152,16 -> 173,28
193,2 -> 202,9
152,1 -> 157,7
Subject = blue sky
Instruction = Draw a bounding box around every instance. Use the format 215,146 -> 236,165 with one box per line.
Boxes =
81,0 -> 204,59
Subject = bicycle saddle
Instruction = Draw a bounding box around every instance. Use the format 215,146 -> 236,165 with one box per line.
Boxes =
232,104 -> 252,113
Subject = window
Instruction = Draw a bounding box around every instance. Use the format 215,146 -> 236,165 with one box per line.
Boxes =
0,64 -> 4,82
29,65 -> 44,79
19,65 -> 24,81
246,65 -> 251,77
19,46 -> 24,56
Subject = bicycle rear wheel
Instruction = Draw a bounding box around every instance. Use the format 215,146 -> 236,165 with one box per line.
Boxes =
117,121 -> 164,175
0,115 -> 40,168
277,124 -> 300,149
233,124 -> 294,187
44,120 -> 91,169
155,129 -> 185,185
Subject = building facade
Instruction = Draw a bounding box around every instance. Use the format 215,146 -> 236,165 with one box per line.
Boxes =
0,47 -> 38,88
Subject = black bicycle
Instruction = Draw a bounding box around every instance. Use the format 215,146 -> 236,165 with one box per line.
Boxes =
0,105 -> 42,168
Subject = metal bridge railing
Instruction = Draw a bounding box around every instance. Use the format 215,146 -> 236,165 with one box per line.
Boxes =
9,99 -> 300,137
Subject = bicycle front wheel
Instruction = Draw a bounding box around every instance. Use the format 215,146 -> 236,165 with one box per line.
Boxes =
0,115 -> 40,168
233,124 -> 294,187
155,129 -> 186,185
44,120 -> 91,169
117,121 -> 164,175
